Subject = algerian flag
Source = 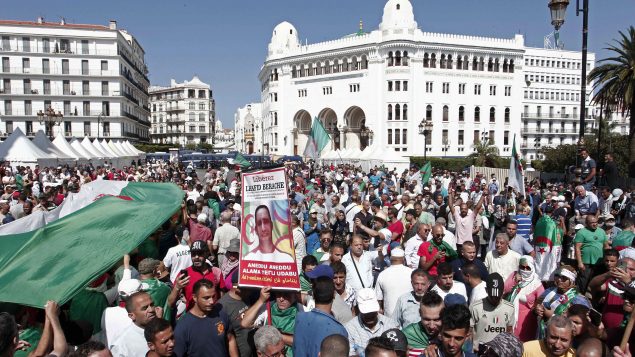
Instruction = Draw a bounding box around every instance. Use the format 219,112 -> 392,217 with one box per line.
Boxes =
0,181 -> 183,308
419,162 -> 432,185
231,152 -> 252,169
303,117 -> 331,159
534,215 -> 563,281
508,135 -> 525,196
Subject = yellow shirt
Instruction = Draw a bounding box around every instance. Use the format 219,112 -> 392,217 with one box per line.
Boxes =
522,340 -> 575,357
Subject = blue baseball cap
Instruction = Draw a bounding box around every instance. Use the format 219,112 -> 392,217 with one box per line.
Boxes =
305,264 -> 334,279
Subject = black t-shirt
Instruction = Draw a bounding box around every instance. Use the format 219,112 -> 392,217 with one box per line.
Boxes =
174,305 -> 233,357
218,294 -> 252,357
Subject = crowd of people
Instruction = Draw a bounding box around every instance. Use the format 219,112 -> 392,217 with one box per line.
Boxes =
0,149 -> 635,357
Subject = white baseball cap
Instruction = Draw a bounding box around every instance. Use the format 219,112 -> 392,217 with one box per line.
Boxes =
356,288 -> 380,314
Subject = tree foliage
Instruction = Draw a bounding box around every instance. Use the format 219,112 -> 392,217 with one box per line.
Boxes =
587,26 -> 635,177
467,141 -> 501,167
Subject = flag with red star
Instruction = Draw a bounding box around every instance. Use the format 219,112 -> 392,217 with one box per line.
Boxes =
534,215 -> 563,281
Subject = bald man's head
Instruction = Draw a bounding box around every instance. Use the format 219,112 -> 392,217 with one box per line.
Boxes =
319,334 -> 349,357
576,338 -> 609,357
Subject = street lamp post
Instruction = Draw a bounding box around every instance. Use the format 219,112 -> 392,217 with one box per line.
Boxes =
418,119 -> 434,161
548,0 -> 589,183
443,138 -> 450,158
534,138 -> 541,159
97,112 -> 103,140
37,106 -> 63,141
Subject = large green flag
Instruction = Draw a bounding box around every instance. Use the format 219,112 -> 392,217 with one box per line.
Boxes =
233,152 -> 252,169
303,117 -> 331,159
0,181 -> 184,308
420,162 -> 432,185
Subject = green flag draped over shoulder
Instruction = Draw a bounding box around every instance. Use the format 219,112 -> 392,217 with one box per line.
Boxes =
0,181 -> 184,308
303,117 -> 330,159
233,152 -> 252,169
420,162 -> 432,185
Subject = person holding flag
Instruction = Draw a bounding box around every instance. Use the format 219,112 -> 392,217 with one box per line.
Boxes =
303,117 -> 331,160
508,135 -> 525,197
534,212 -> 564,282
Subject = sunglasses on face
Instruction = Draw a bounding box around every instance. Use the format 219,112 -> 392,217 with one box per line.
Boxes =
519,265 -> 531,271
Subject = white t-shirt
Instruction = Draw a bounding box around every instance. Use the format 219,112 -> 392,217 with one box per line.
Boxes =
109,323 -> 148,357
375,265 -> 414,318
100,306 -> 132,346
163,244 -> 192,283
431,281 -> 467,301
484,250 -> 521,281
470,281 -> 488,305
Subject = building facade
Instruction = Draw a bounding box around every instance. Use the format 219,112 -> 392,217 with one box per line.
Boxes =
0,18 -> 150,142
148,76 -> 215,146
234,103 -> 263,154
214,120 -> 235,151
236,0 -> 607,160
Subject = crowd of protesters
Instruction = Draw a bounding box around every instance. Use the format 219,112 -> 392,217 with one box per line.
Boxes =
0,148 -> 635,357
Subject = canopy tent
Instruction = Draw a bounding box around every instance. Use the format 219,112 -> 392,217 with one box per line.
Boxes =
107,140 -> 129,157
70,138 -> 100,164
99,139 -> 120,158
320,144 -> 410,173
124,141 -> 145,155
32,131 -> 76,165
90,139 -> 115,159
0,128 -> 58,168
52,134 -> 90,164
114,141 -> 136,157
80,137 -> 106,160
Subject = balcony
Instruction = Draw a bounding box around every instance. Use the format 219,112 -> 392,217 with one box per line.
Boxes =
123,92 -> 140,105
521,127 -> 595,135
522,112 -> 596,120
0,66 -> 120,77
165,106 -> 186,112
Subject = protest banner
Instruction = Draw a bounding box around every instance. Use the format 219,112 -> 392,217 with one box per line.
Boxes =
239,167 -> 300,289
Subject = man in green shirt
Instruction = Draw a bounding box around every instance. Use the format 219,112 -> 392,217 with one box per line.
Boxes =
403,291 -> 444,356
574,215 -> 609,293
138,258 -> 172,322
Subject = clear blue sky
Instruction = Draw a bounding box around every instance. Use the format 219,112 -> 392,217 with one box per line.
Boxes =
5,0 -> 634,128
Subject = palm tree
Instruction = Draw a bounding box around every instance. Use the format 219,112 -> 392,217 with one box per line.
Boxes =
468,140 -> 500,167
588,26 -> 635,177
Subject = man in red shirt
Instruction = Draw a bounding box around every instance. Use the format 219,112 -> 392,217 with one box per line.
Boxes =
418,224 -> 458,276
168,241 -> 224,311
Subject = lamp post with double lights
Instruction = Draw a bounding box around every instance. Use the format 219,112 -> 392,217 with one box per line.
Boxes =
548,0 -> 589,183
418,119 -> 434,161
37,106 -> 63,140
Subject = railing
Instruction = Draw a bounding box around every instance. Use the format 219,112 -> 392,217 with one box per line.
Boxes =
0,109 -> 111,117
165,106 -> 186,112
122,92 -> 139,105
522,113 -> 596,120
521,128 -> 595,134
118,51 -> 150,82
0,89 -> 124,97
0,67 -> 120,76
0,46 -> 118,57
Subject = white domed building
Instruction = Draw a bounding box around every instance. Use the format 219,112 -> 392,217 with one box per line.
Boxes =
236,0 -> 598,161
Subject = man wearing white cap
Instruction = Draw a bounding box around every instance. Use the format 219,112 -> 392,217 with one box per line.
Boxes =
100,278 -> 145,345
344,288 -> 398,355
374,248 -> 413,318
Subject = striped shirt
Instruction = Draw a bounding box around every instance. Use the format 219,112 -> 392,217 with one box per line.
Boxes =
345,314 -> 398,356
515,214 -> 532,241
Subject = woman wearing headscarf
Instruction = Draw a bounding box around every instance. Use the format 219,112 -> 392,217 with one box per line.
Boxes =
503,255 -> 545,341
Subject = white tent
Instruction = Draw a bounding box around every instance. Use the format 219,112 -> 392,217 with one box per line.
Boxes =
91,139 -> 115,159
107,140 -> 129,157
113,140 -> 136,157
0,128 -> 58,167
70,138 -> 99,163
32,131 -> 76,165
53,134 -> 89,163
81,137 -> 106,159
124,141 -> 144,155
99,139 -> 120,157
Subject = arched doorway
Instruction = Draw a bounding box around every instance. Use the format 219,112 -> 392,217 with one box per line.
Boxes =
247,141 -> 254,154
318,108 -> 338,150
344,106 -> 367,150
293,110 -> 312,155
